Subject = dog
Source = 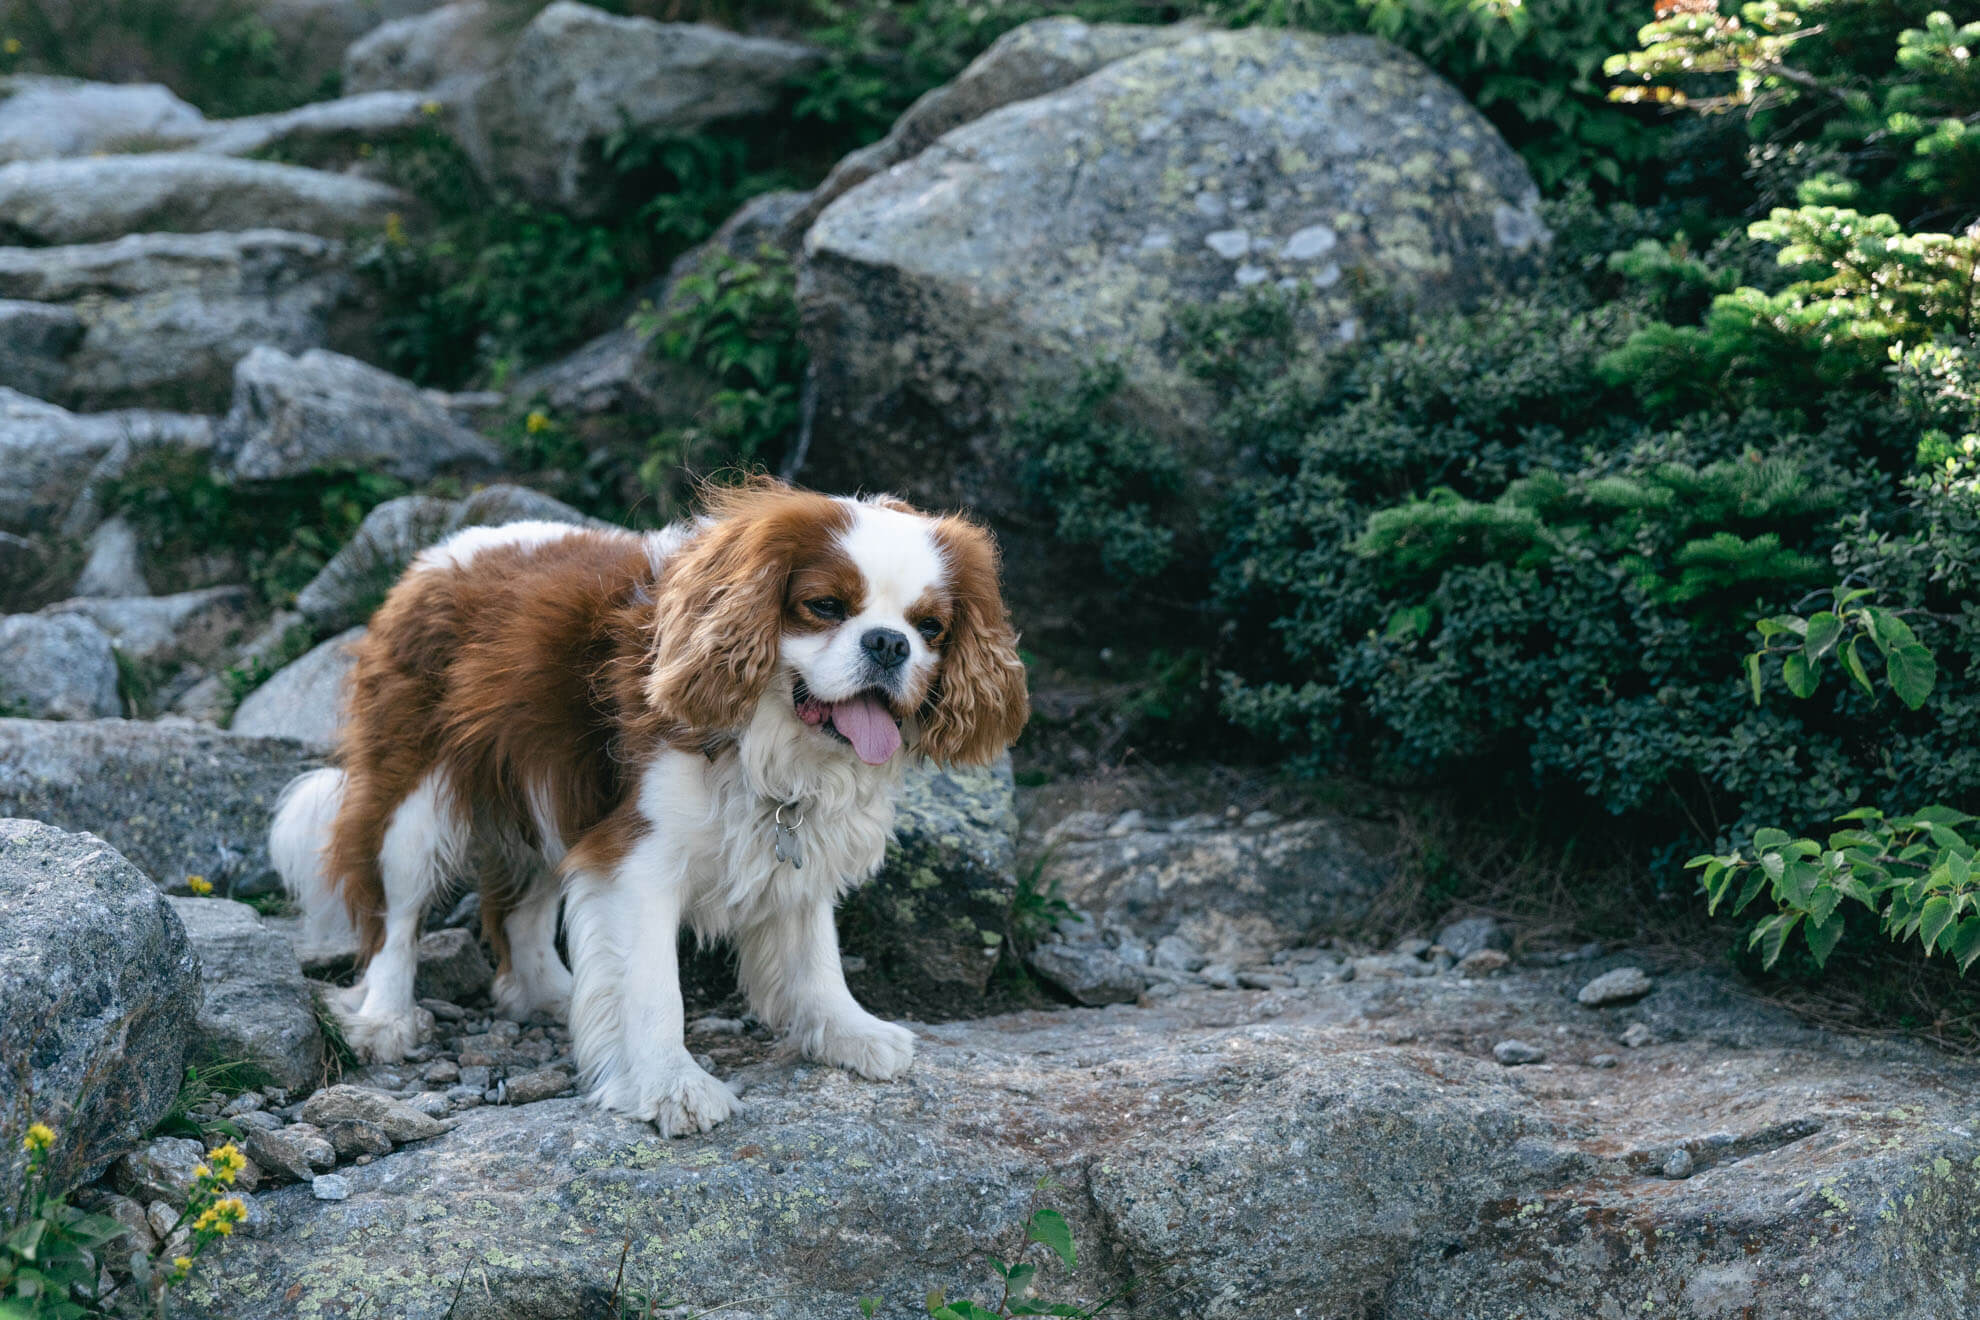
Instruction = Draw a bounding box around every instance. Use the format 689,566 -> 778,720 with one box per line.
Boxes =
270,478 -> 1028,1135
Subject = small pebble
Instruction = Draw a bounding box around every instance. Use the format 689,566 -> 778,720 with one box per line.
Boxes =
406,1091 -> 451,1118
1237,970 -> 1296,990
1662,1148 -> 1695,1179
1393,936 -> 1433,958
423,1059 -> 461,1084
220,1092 -> 264,1117
1241,809 -> 1279,828
688,1016 -> 746,1036
311,1174 -> 351,1201
1620,1023 -> 1656,1049
457,1065 -> 492,1090
1200,962 -> 1239,990
840,955 -> 867,974
419,997 -> 467,1022
1589,1053 -> 1620,1069
1578,966 -> 1655,1007
1457,949 -> 1510,977
1493,1039 -> 1547,1066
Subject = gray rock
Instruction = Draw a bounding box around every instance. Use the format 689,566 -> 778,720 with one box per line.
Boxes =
280,1124 -> 338,1174
1025,940 -> 1142,1006
0,390 -> 209,537
111,1136 -> 208,1207
0,821 -> 199,1203
793,17 -> 1198,239
0,613 -> 121,719
1456,948 -> 1511,977
0,719 -> 318,895
800,28 -> 1548,571
291,486 -> 601,634
460,2 -> 820,214
1589,1053 -> 1619,1069
229,626 -> 364,749
195,91 -> 431,157
0,154 -> 407,245
94,1190 -> 158,1253
243,0 -> 451,85
0,75 -> 209,162
193,961 -> 1980,1319
1435,915 -> 1508,960
326,1118 -> 393,1160
310,1173 -> 351,1201
502,1067 -> 572,1106
838,757 -> 1018,991
1492,1039 -> 1547,1066
166,897 -> 324,1092
1237,969 -> 1297,990
44,586 -> 251,667
1037,810 -> 1391,966
1577,965 -> 1655,1007
1151,933 -> 1206,972
71,516 -> 149,599
1661,1147 -> 1695,1179
0,230 -> 351,412
215,347 -> 501,484
0,389 -> 213,539
0,299 -> 80,400
300,1085 -> 447,1145
407,1091 -> 451,1118
344,1 -> 508,101
1620,1022 -> 1656,1049
1200,961 -> 1239,990
415,928 -> 495,1005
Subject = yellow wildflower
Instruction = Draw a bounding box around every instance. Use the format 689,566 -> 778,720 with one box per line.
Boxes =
525,410 -> 553,435
22,1122 -> 55,1153
383,212 -> 406,246
192,1196 -> 246,1236
420,99 -> 442,116
208,1144 -> 245,1183
186,875 -> 213,896
2,38 -> 20,55
173,1255 -> 193,1273
193,1164 -> 212,1181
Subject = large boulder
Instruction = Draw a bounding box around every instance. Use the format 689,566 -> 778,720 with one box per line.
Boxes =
0,231 -> 348,412
214,347 -> 502,483
0,154 -> 407,245
0,720 -> 317,896
842,758 -> 1019,992
460,1 -> 820,215
0,613 -> 121,720
0,389 -> 212,538
0,300 -> 80,400
193,90 -> 432,158
167,896 -> 324,1091
229,625 -> 364,750
1038,808 -> 1393,964
799,27 -> 1549,548
192,962 -> 1980,1318
41,587 -> 252,669
790,17 -> 1197,241
0,75 -> 208,162
0,820 -> 200,1201
344,0 -> 508,101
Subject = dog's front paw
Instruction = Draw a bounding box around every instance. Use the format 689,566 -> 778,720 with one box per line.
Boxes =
341,1005 -> 435,1063
802,1013 -> 916,1081
593,1052 -> 739,1138
492,969 -> 572,1025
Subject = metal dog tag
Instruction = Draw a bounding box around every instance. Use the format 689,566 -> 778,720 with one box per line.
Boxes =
773,803 -> 805,870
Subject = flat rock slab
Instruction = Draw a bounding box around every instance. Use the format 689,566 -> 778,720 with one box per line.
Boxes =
195,963 -> 1980,1318
167,896 -> 324,1091
0,719 -> 317,896
0,153 -> 406,245
0,387 -> 211,537
0,820 -> 198,1202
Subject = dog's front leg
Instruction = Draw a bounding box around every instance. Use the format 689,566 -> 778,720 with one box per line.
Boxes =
738,897 -> 915,1081
567,838 -> 737,1137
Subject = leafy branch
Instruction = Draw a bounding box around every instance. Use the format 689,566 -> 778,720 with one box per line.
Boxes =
1746,587 -> 1937,709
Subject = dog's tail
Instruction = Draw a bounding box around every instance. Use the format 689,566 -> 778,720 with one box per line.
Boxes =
270,767 -> 357,952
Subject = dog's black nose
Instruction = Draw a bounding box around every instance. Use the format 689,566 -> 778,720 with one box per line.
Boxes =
861,627 -> 910,670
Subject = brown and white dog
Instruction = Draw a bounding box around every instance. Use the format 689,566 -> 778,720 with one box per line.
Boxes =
270,478 -> 1028,1135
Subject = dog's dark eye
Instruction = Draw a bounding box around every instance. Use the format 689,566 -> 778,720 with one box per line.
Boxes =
914,617 -> 944,642
807,598 -> 846,621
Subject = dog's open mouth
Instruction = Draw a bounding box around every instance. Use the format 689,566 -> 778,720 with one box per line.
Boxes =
793,679 -> 902,765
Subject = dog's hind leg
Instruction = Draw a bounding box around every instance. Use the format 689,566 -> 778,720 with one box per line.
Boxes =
339,770 -> 465,1061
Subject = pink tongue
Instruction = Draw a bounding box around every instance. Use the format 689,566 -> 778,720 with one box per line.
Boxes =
830,694 -> 901,765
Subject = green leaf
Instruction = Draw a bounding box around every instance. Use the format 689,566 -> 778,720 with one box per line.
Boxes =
1867,607 -> 1921,652
1952,918 -> 1980,973
860,1300 -> 882,1319
1803,913 -> 1845,968
1753,828 -> 1793,851
1842,636 -> 1875,699
1887,643 -> 1937,710
1027,1208 -> 1077,1268
1803,611 -> 1842,659
1920,895 -> 1957,951
1781,651 -> 1818,698
1752,912 -> 1803,969
1734,865 -> 1772,915
1757,614 -> 1808,638
1746,650 -> 1764,704
1004,1263 -> 1037,1296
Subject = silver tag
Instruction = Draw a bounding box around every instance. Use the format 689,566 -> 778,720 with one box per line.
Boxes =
773,819 -> 804,869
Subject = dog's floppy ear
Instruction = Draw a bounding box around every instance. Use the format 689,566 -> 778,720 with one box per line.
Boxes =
919,516 -> 1030,765
645,478 -> 846,735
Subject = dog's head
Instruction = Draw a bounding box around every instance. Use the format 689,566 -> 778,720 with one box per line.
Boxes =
644,478 -> 1028,766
